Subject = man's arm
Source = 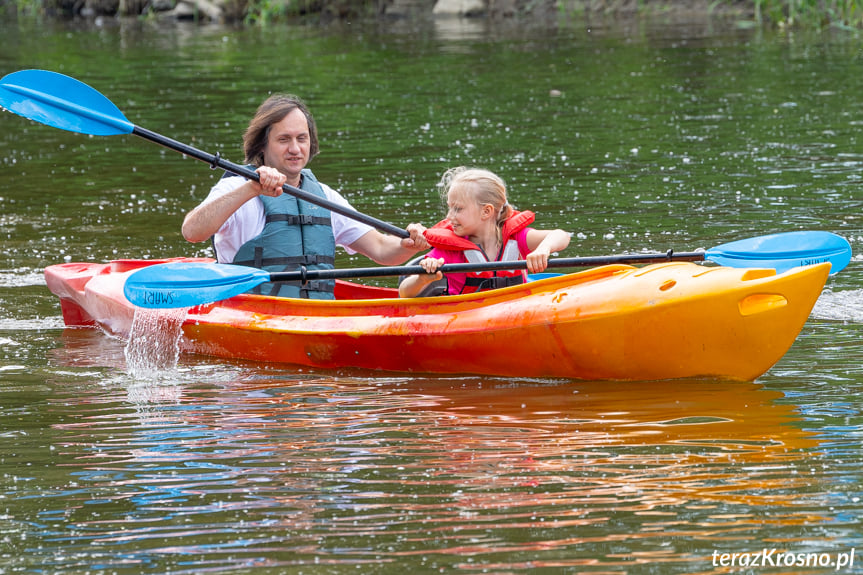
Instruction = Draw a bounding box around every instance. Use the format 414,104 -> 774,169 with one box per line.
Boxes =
347,224 -> 429,266
182,167 -> 285,243
182,181 -> 259,242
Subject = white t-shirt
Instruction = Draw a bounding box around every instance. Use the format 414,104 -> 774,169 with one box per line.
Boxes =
205,174 -> 375,263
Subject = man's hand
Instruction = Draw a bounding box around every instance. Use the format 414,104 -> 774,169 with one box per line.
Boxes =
401,223 -> 430,251
255,166 -> 286,197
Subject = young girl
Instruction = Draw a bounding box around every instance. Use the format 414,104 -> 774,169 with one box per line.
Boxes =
399,167 -> 571,298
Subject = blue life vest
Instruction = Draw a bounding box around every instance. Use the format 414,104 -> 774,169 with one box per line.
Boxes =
230,169 -> 336,299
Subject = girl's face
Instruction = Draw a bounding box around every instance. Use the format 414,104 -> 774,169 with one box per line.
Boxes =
446,184 -> 490,237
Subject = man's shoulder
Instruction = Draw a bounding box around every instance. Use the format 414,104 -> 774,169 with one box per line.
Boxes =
319,181 -> 346,203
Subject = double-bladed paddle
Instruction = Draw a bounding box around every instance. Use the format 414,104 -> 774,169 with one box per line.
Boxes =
0,69 -> 409,238
1,71 -> 852,308
122,230 -> 851,308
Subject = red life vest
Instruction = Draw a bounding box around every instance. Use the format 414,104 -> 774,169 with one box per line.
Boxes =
424,210 -> 535,294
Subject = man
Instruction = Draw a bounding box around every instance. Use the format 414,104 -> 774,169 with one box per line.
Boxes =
182,93 -> 429,299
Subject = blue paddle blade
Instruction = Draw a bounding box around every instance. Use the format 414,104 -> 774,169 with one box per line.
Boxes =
0,69 -> 134,136
527,273 -> 560,282
705,231 -> 852,275
124,262 -> 271,309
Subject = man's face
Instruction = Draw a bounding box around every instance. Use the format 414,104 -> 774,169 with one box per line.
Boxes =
263,107 -> 311,185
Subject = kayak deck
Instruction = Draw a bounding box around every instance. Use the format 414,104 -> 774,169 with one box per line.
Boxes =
44,258 -> 830,381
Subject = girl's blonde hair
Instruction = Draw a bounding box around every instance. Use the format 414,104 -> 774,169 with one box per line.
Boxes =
438,167 -> 514,232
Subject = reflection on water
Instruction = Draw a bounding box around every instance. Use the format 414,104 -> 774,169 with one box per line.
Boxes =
4,333 -> 835,572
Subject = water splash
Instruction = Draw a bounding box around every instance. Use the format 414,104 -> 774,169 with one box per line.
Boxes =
812,289 -> 863,322
124,307 -> 188,378
0,268 -> 46,287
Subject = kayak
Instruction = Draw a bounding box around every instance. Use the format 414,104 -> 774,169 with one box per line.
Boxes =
44,257 -> 830,381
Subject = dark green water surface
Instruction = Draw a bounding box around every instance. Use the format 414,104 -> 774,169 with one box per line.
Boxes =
1,15 -> 862,574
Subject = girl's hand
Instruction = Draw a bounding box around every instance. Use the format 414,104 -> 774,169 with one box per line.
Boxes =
398,257 -> 445,298
524,229 -> 571,273
525,248 -> 551,274
419,257 -> 445,280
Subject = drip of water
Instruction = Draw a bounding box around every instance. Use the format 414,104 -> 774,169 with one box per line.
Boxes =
124,307 -> 188,378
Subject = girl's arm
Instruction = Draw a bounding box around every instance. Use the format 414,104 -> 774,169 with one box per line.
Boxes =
524,229 -> 571,274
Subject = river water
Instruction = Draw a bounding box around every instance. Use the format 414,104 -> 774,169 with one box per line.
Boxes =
1,14 -> 863,574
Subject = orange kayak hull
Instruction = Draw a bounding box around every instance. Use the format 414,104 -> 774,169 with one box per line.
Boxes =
44,258 -> 829,381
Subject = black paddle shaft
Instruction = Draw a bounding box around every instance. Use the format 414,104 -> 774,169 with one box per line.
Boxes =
131,126 -> 410,239
267,250 -> 706,282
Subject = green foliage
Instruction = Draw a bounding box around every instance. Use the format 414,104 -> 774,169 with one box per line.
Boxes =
243,0 -> 380,23
745,0 -> 863,28
244,0 -> 289,23
6,0 -> 45,16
